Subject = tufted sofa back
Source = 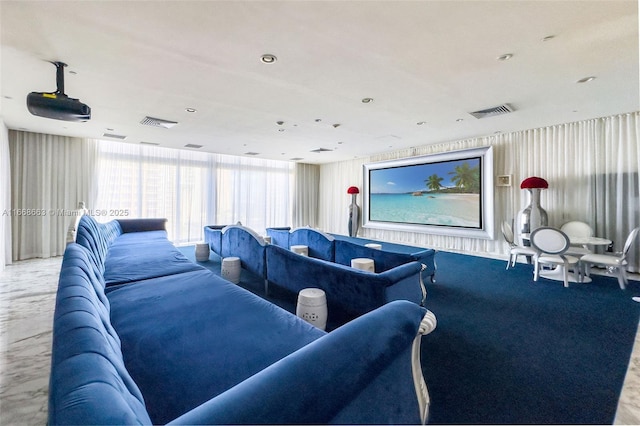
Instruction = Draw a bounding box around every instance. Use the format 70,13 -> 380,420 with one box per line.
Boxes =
221,225 -> 267,278
289,227 -> 335,261
48,243 -> 151,425
75,215 -> 122,271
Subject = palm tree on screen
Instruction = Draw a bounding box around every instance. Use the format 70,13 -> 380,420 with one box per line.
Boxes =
425,174 -> 443,192
449,162 -> 479,192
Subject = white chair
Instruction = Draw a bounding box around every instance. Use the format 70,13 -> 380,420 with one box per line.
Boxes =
560,221 -> 594,257
579,227 -> 639,290
501,221 -> 537,270
530,227 -> 580,288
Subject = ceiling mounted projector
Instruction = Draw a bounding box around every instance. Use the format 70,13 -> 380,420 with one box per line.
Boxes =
27,61 -> 91,122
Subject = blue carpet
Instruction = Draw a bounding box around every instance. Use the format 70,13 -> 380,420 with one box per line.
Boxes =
179,242 -> 640,424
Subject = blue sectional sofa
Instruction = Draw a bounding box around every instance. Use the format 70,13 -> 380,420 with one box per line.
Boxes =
207,224 -> 427,319
267,226 -> 438,283
266,243 -> 424,318
50,215 -> 437,425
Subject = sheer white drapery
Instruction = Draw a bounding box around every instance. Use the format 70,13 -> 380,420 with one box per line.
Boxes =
318,112 -> 640,271
8,131 -> 98,261
1,122 -> 11,270
293,163 -> 320,228
213,152 -> 294,236
94,140 -> 294,242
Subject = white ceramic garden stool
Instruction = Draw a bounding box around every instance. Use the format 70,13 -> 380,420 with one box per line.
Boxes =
195,243 -> 210,262
221,256 -> 241,284
296,288 -> 328,330
351,258 -> 375,272
364,243 -> 382,250
291,245 -> 309,256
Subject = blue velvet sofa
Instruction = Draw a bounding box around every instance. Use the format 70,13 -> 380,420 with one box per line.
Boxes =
266,226 -> 437,283
210,224 -> 426,318
266,243 -> 424,318
50,215 -> 437,425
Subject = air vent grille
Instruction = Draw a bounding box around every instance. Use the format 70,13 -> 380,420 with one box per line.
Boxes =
244,152 -> 260,156
310,148 -> 333,153
184,144 -> 203,149
289,157 -> 304,161
103,133 -> 127,140
469,104 -> 514,119
140,116 -> 178,128
140,141 -> 159,146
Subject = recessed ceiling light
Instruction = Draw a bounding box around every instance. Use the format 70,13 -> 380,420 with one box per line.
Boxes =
276,121 -> 284,125
497,53 -> 513,61
456,118 -> 464,122
577,76 -> 596,83
260,54 -> 277,64
278,128 -> 285,132
417,121 -> 427,125
361,97 -> 374,103
185,108 -> 197,113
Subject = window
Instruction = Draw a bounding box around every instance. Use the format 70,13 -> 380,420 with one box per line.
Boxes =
94,140 -> 293,243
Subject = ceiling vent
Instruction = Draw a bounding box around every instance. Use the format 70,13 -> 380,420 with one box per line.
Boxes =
184,144 -> 202,149
102,133 -> 127,140
244,152 -> 260,156
140,116 -> 178,128
289,157 -> 304,161
140,141 -> 159,146
310,148 -> 333,153
469,104 -> 514,119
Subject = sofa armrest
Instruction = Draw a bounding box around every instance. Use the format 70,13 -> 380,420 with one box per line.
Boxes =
168,300 -> 437,425
266,227 -> 291,248
379,261 -> 425,305
410,249 -> 437,283
117,218 -> 167,233
204,225 -> 228,256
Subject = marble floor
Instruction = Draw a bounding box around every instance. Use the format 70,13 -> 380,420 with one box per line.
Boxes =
0,257 -> 61,425
1,256 -> 640,425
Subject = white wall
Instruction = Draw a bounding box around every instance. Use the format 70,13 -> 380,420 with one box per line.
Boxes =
0,120 -> 11,270
318,112 -> 640,271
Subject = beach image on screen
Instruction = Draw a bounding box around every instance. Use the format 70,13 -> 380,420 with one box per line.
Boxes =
368,157 -> 482,228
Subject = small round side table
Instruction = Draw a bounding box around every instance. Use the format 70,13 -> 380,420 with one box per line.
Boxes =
296,288 -> 327,330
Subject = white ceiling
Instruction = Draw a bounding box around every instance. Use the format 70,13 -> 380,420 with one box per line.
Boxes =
1,1 -> 638,164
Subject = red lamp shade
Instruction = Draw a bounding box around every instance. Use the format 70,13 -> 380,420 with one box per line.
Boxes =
347,186 -> 360,194
520,176 -> 549,189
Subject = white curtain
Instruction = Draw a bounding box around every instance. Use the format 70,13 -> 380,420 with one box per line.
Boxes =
9,131 -> 98,261
93,140 -> 294,242
213,153 -> 294,236
1,121 -> 11,270
293,163 -> 320,228
318,112 -> 640,271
